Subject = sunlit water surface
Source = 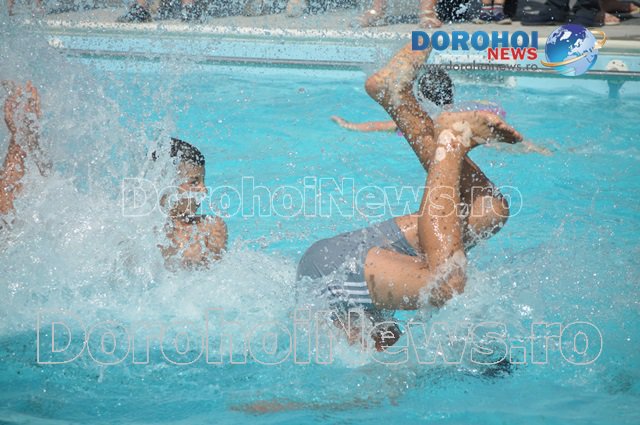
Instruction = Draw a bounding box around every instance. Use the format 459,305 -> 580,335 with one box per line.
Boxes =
0,22 -> 639,424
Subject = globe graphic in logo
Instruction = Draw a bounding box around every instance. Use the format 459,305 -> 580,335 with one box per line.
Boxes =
541,24 -> 607,76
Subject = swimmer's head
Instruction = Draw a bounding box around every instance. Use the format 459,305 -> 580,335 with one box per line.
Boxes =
160,137 -> 206,167
416,68 -> 454,107
153,138 -> 207,218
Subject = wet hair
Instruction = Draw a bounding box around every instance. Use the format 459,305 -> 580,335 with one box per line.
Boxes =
417,68 -> 454,107
151,138 -> 205,167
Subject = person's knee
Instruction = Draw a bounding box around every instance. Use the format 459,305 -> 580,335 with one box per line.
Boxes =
364,75 -> 381,99
469,194 -> 510,237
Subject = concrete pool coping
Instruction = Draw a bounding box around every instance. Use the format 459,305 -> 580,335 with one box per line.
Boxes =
37,8 -> 640,76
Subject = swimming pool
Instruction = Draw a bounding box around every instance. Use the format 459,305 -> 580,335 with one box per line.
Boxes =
1,25 -> 639,424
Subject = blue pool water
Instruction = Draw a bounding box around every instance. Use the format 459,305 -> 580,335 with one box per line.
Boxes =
1,27 -> 639,424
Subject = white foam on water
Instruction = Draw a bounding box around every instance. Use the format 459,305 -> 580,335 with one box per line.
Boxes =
0,21 -> 299,341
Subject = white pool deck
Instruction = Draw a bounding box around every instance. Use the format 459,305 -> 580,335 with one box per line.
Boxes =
37,8 -> 640,75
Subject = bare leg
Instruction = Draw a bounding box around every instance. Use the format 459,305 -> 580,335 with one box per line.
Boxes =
285,0 -> 307,17
365,115 -> 521,310
243,0 -> 264,16
418,130 -> 468,293
359,0 -> 388,27
419,0 -> 442,28
365,42 -> 511,247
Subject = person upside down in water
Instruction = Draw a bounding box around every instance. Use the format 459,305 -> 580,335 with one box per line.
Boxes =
331,67 -> 456,134
330,67 -> 549,156
297,42 -> 524,351
0,81 -> 227,269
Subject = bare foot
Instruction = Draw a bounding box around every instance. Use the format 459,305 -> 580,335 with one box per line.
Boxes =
364,41 -> 432,106
330,115 -> 348,127
604,12 -> 621,24
435,111 -> 523,148
359,8 -> 386,27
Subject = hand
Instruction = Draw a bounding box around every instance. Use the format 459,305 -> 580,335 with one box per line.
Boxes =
24,81 -> 42,120
330,115 -> 348,128
435,111 -> 523,145
3,81 -> 41,137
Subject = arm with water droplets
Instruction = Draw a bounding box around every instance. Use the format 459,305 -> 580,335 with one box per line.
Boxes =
0,81 -> 48,216
330,115 -> 398,133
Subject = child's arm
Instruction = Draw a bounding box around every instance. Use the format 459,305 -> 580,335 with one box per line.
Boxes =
330,115 -> 398,133
0,136 -> 27,215
0,81 -> 45,215
1,84 -> 27,215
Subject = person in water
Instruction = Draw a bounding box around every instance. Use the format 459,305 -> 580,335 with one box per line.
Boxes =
0,81 -> 48,219
331,67 -> 455,134
331,67 -> 549,156
297,42 -> 524,350
0,81 -> 227,269
153,138 -> 228,270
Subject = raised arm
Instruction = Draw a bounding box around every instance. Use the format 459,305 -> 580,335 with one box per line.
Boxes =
0,81 -> 45,216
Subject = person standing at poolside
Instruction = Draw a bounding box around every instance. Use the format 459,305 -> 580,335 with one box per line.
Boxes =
0,81 -> 227,269
117,0 -> 205,23
297,42 -> 523,350
472,0 -> 512,24
358,0 -> 442,28
7,0 -> 43,16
